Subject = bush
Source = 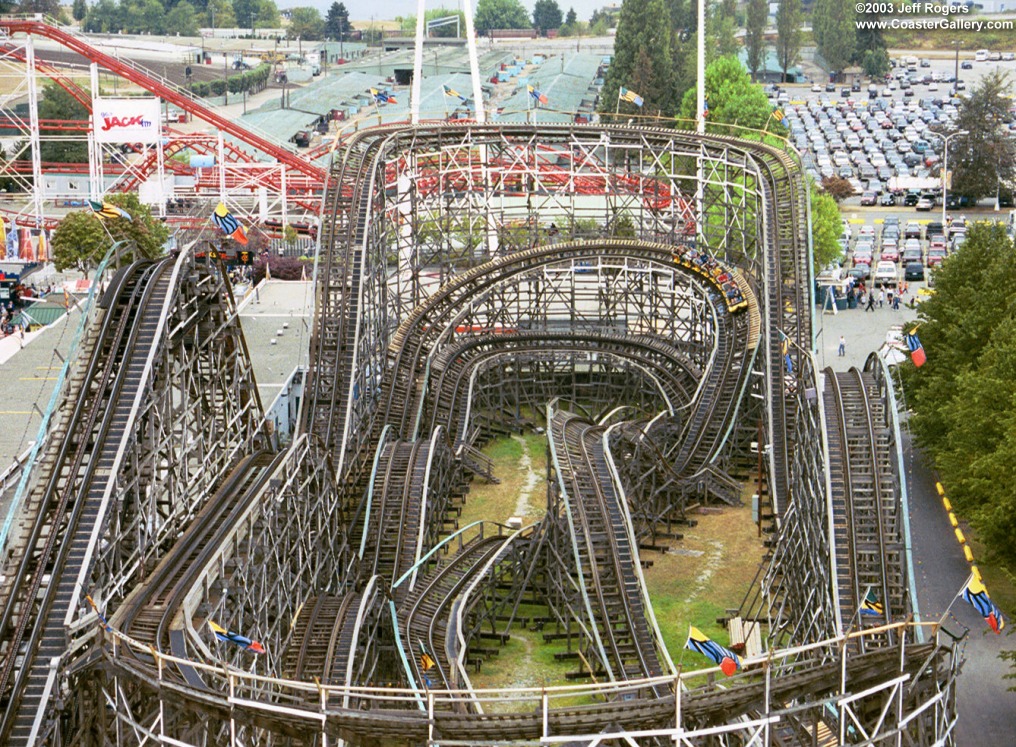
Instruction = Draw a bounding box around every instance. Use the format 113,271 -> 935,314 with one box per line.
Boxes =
253,255 -> 312,283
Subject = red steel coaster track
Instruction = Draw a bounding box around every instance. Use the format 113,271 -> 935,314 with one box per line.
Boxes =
0,17 -> 326,183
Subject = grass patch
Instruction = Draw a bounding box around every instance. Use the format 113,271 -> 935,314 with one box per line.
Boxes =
643,505 -> 765,665
459,433 -> 548,534
456,434 -> 766,688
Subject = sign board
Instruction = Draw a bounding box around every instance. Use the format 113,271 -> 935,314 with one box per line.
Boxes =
92,97 -> 161,143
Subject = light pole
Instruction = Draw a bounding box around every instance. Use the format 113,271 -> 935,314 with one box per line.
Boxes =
952,40 -> 961,97
941,129 -> 969,229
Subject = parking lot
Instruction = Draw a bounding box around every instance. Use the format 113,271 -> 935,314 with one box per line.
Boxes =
771,51 -> 1016,211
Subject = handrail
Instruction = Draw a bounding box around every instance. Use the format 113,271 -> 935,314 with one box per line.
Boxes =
0,241 -> 123,557
602,422 -> 677,677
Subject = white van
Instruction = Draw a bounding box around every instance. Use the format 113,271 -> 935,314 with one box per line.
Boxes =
975,49 -> 989,62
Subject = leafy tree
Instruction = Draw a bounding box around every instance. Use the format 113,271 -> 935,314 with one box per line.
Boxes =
861,48 -> 890,79
325,2 -> 350,38
51,193 -> 168,276
902,223 -> 1016,569
810,187 -> 842,272
83,0 -> 119,32
950,71 -> 1016,202
853,8 -> 886,64
774,0 -> 802,83
707,3 -> 738,63
165,1 -> 200,36
474,0 -> 531,34
744,0 -> 767,83
813,0 -> 854,76
532,0 -> 563,35
72,0 -> 86,21
207,0 -> 235,28
678,55 -> 782,135
820,176 -> 855,201
600,0 -> 674,117
16,0 -> 61,15
565,7 -> 576,25
234,0 -> 277,31
288,7 -> 323,40
39,82 -> 88,163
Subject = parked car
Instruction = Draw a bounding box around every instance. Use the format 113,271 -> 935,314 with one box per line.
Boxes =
961,60 -> 973,70
916,197 -> 933,211
904,221 -> 923,239
874,260 -> 899,287
880,245 -> 900,263
927,248 -> 948,267
904,261 -> 925,281
879,192 -> 896,206
860,191 -> 877,206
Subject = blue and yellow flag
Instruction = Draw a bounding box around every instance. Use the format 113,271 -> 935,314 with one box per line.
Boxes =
370,87 -> 397,104
961,575 -> 1005,634
859,589 -> 884,617
208,620 -> 266,654
685,626 -> 740,676
772,108 -> 785,122
88,200 -> 132,222
619,86 -> 644,107
527,84 -> 548,105
212,203 -> 248,245
442,84 -> 469,104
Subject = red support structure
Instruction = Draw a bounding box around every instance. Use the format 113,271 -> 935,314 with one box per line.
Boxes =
0,18 -> 325,182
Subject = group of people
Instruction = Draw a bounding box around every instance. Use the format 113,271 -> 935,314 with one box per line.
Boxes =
859,281 -> 912,312
673,246 -> 748,313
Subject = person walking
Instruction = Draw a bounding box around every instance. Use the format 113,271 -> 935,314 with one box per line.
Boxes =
892,294 -> 900,311
865,292 -> 876,312
878,289 -> 885,308
838,335 -> 846,357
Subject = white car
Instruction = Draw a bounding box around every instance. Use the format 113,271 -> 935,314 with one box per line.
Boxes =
874,261 -> 899,288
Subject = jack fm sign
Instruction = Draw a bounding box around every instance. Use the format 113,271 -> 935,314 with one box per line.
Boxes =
92,97 -> 161,144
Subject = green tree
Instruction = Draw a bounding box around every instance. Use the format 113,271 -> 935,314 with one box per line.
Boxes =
707,3 -> 738,63
600,0 -> 674,117
902,223 -> 1016,567
325,1 -> 350,38
861,48 -> 890,79
810,186 -> 842,273
207,0 -> 235,28
83,0 -> 119,32
678,55 -> 782,135
71,0 -> 86,21
532,0 -> 563,35
565,7 -> 576,25
814,0 -> 854,76
38,82 -> 88,163
774,0 -> 802,83
288,7 -> 323,40
51,193 -> 168,276
950,71 -> 1016,202
744,0 -> 767,83
474,0 -> 531,34
16,0 -> 61,15
165,1 -> 200,36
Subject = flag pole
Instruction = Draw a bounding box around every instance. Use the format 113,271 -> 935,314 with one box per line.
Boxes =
615,88 -> 621,118
935,571 -> 975,631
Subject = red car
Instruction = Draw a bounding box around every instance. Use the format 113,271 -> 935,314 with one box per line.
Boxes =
927,248 -> 948,267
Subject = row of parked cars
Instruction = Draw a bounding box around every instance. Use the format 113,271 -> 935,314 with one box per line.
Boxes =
841,217 -> 969,286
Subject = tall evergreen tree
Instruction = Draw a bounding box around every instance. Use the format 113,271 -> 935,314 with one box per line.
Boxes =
565,7 -> 576,26
774,0 -> 802,83
744,0 -> 767,82
325,2 -> 350,40
532,0 -> 563,35
950,71 -> 1016,201
71,0 -> 86,21
601,0 -> 674,117
814,0 -> 854,76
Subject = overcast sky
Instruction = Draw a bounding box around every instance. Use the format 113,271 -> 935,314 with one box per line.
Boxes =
297,1 -> 616,23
